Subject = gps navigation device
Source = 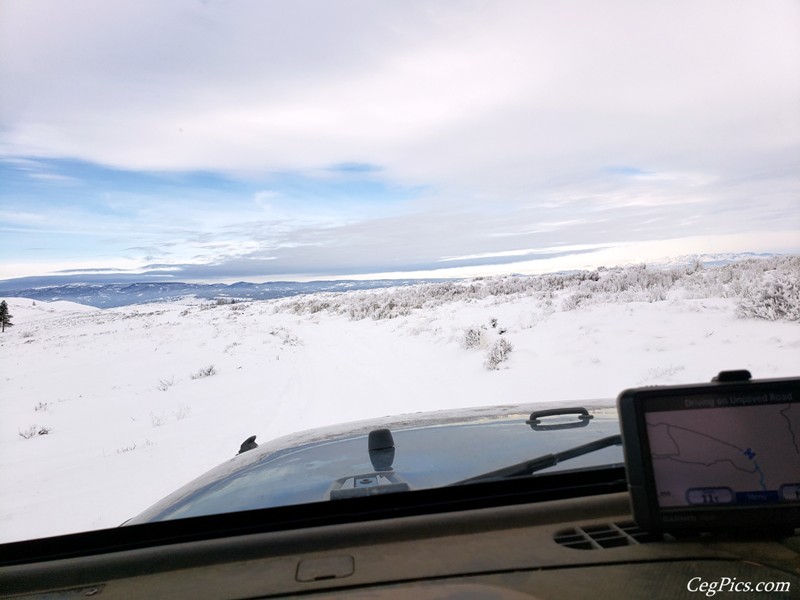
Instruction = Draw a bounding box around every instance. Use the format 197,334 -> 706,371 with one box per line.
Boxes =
618,373 -> 800,533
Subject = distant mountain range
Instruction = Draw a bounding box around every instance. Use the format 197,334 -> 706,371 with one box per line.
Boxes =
0,279 -> 444,308
0,252 -> 782,308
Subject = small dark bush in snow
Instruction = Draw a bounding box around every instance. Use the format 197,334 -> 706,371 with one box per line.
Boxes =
156,377 -> 175,391
485,338 -> 513,370
191,365 -> 216,379
19,425 -> 51,439
462,327 -> 486,349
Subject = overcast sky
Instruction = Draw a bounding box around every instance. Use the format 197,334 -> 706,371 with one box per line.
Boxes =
1,0 -> 798,283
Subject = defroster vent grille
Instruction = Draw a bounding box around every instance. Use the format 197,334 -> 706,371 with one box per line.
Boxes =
554,521 -> 664,550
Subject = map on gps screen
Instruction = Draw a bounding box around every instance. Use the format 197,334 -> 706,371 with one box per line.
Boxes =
646,403 -> 800,508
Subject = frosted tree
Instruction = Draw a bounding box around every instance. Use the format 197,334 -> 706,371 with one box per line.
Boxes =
0,300 -> 13,332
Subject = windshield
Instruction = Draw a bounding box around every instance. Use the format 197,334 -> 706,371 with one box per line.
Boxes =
1,1 -> 798,543
126,406 -> 623,523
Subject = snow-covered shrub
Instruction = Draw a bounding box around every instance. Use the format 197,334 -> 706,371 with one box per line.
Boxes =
116,440 -> 153,454
271,255 -> 799,320
737,277 -> 800,321
173,404 -> 191,420
270,327 -> 300,346
190,365 -> 216,379
485,338 -> 513,370
19,425 -> 51,439
685,258 -> 704,275
562,290 -> 593,311
156,377 -> 175,391
646,284 -> 669,303
462,326 -> 486,349
681,255 -> 800,301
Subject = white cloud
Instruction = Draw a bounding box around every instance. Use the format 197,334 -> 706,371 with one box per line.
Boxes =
3,1 -> 797,179
438,243 -> 616,263
1,1 -> 798,280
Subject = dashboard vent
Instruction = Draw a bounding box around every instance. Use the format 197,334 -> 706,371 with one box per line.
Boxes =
554,521 -> 663,550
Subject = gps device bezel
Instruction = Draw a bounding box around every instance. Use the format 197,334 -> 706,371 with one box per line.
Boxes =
618,374 -> 800,533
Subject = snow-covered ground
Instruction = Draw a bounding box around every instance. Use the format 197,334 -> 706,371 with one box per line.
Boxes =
1,258 -> 798,543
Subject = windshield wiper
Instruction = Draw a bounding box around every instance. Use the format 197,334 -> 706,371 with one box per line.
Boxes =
449,434 -> 622,486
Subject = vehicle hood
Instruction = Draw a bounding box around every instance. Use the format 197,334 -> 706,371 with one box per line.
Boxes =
127,400 -> 621,524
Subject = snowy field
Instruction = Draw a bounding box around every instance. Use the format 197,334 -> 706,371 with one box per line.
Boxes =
1,257 -> 798,543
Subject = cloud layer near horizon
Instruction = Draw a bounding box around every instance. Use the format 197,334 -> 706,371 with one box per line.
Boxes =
1,1 -> 798,281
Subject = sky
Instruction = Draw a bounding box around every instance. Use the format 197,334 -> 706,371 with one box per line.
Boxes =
1,0 -> 799,284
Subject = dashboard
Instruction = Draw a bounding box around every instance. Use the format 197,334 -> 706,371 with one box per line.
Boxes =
1,490 -> 798,599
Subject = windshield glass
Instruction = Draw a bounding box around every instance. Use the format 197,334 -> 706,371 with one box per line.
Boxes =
126,406 -> 623,523
1,1 -> 798,543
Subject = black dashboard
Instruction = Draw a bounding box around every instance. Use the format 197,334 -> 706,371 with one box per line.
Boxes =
1,479 -> 798,599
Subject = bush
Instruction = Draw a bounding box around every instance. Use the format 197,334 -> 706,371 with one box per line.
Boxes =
462,327 -> 486,349
737,277 -> 800,321
156,377 -> 175,391
173,404 -> 191,420
19,425 -> 51,439
485,338 -> 513,370
190,365 -> 216,379
562,291 -> 593,311
270,327 -> 300,346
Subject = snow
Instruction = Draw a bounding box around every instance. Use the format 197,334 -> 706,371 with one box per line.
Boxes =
1,260 -> 799,543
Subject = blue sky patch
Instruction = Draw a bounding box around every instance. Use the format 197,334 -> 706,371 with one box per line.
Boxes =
603,165 -> 648,177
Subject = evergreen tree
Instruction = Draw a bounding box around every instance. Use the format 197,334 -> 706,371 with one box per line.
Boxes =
0,300 -> 13,332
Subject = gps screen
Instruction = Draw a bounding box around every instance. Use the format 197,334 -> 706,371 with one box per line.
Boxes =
644,393 -> 800,510
619,376 -> 800,532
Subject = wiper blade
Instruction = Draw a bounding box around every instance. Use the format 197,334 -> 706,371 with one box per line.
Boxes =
450,434 -> 622,486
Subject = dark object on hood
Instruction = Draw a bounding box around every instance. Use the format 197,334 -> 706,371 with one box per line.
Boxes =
368,428 -> 395,471
237,435 -> 258,455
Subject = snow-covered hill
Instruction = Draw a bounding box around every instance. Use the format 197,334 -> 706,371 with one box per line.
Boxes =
1,256 -> 798,543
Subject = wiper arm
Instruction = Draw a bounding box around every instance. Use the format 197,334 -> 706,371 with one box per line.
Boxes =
450,434 -> 622,486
